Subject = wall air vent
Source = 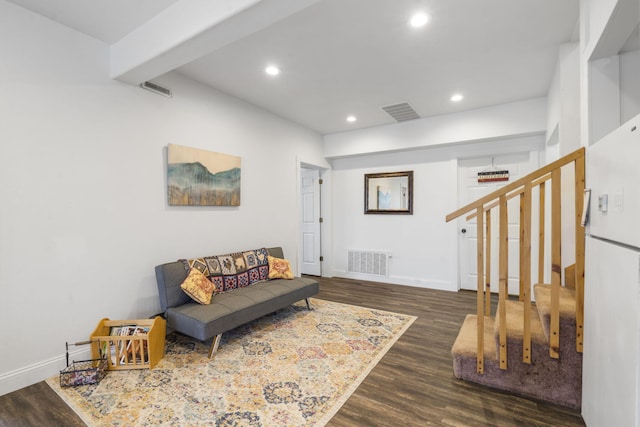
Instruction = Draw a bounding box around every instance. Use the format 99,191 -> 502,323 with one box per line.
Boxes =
140,81 -> 172,98
347,250 -> 389,277
381,102 -> 420,122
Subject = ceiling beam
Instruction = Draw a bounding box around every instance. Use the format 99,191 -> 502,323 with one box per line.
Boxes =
110,0 -> 321,85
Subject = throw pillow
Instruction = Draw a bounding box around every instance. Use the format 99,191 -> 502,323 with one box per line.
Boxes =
268,256 -> 294,280
180,268 -> 215,304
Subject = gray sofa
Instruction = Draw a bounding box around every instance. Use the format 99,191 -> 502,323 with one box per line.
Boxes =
154,247 -> 319,357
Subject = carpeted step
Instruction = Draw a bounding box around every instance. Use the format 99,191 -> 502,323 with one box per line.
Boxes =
533,284 -> 576,342
494,299 -> 548,348
451,314 -> 497,362
451,299 -> 583,409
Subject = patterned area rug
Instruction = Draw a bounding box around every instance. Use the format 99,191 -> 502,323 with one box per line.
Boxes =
47,298 -> 416,426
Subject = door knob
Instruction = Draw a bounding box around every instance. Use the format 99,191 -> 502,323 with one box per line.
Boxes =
461,228 -> 467,234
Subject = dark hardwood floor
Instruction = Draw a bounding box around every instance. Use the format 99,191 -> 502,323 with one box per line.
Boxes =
316,277 -> 585,427
0,277 -> 585,426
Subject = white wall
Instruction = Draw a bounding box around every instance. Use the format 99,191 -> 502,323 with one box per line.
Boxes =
0,1 -> 327,395
330,154 -> 458,290
328,136 -> 545,291
546,42 -> 582,275
547,43 -> 581,155
620,48 -> 640,124
581,0 -> 622,55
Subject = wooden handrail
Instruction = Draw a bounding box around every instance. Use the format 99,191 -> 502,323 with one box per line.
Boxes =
465,173 -> 552,221
447,147 -> 585,374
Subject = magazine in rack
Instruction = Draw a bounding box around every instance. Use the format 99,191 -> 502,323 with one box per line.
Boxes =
104,325 -> 150,365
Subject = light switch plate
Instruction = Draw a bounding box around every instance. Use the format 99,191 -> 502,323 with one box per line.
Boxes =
598,194 -> 608,213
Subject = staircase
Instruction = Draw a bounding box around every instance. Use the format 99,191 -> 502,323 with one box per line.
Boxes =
446,148 -> 585,409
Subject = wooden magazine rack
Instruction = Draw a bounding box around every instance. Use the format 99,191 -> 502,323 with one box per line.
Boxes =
90,316 -> 166,370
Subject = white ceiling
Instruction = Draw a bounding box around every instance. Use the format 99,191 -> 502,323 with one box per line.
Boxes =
7,0 -> 178,44
7,0 -> 579,135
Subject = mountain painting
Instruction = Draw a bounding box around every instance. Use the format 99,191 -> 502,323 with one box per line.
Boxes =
167,144 -> 241,206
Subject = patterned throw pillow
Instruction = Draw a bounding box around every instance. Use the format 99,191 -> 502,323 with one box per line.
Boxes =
267,256 -> 294,280
180,268 -> 215,304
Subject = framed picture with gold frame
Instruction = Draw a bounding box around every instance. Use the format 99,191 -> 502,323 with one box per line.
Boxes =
364,171 -> 413,215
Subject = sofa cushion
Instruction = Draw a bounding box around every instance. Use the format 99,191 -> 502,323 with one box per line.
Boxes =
266,247 -> 284,259
166,277 -> 319,341
155,262 -> 192,312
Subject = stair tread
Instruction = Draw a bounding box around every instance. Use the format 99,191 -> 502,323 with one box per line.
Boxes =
494,299 -> 548,345
534,283 -> 576,318
451,314 -> 498,360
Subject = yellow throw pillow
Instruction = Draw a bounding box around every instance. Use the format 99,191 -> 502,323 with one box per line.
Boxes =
180,268 -> 215,304
268,256 -> 294,280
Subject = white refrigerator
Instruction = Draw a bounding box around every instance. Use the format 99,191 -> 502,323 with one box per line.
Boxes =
582,113 -> 640,427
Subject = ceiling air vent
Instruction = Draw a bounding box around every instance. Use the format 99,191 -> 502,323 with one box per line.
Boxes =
381,102 -> 420,122
140,81 -> 172,98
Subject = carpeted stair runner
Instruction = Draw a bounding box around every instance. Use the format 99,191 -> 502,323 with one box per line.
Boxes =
532,283 -> 578,342
451,284 -> 582,409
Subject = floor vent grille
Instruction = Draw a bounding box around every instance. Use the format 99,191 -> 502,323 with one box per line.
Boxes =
347,250 -> 389,277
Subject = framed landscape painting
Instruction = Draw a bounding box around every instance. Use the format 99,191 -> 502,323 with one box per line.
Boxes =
167,144 -> 241,206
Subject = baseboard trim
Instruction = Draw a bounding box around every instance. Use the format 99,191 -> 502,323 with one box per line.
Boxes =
0,347 -> 91,396
332,270 -> 455,291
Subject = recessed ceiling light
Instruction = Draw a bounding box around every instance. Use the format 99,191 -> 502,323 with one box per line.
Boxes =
265,65 -> 280,76
410,13 -> 429,28
346,115 -> 357,123
451,93 -> 464,102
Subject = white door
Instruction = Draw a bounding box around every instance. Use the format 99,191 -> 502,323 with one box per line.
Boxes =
301,169 -> 322,276
458,152 -> 537,295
